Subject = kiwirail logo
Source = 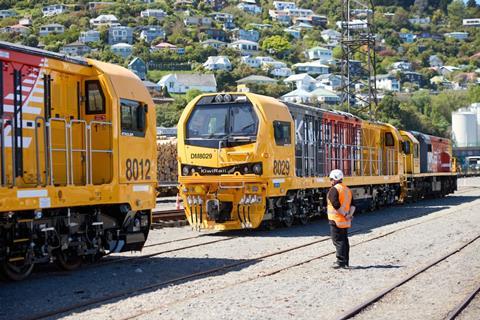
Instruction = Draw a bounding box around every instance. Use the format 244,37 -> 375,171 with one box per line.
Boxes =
191,153 -> 213,159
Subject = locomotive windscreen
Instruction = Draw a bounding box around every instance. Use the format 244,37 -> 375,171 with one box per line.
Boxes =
185,101 -> 258,148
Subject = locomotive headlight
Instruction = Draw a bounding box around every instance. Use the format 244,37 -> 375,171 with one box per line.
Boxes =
182,166 -> 190,176
252,163 -> 262,175
223,94 -> 232,102
215,94 -> 224,103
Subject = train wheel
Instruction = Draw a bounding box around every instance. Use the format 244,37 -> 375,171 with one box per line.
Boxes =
1,259 -> 34,281
283,212 -> 294,228
298,215 -> 309,225
56,249 -> 82,271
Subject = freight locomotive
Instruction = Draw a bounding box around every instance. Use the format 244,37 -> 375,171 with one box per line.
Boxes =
177,93 -> 457,230
0,42 -> 157,280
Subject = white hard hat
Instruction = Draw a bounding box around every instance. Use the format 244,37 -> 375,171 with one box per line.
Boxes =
329,169 -> 344,181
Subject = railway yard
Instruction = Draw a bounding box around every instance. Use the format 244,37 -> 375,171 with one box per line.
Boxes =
0,177 -> 479,320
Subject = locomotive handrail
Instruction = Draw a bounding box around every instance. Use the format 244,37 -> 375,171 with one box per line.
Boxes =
34,116 -> 48,186
0,117 -> 5,186
47,118 -> 70,186
87,121 -> 112,185
69,119 -> 88,185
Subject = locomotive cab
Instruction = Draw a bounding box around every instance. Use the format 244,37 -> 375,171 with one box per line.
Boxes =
178,93 -> 294,229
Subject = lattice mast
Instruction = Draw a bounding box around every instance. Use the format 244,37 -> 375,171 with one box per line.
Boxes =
340,0 -> 377,117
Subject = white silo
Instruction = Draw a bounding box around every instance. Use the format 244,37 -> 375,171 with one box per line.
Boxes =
451,111 -> 477,147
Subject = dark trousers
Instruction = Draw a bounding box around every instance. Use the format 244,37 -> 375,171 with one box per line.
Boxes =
329,221 -> 350,266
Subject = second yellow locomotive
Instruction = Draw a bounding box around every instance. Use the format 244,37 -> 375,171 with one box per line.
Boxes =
178,93 -> 457,231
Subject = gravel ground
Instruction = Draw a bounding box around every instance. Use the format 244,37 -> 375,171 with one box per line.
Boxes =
0,178 -> 479,320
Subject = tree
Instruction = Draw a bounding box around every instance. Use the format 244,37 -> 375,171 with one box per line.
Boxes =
467,0 -> 477,8
447,0 -> 465,28
261,35 -> 292,58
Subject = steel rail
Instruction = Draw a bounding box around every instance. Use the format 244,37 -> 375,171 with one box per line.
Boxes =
336,234 -> 480,320
445,283 -> 480,320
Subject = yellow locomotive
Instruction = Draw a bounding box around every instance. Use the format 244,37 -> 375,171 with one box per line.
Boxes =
0,42 -> 156,280
177,93 -> 457,231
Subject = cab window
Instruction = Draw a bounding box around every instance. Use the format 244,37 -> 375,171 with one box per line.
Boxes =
85,80 -> 105,114
274,121 -> 291,146
385,132 -> 395,147
120,98 -> 146,137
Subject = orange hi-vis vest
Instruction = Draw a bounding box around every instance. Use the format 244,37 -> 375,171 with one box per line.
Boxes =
327,183 -> 352,229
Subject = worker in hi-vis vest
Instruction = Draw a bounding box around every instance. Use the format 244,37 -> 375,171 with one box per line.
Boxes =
327,169 -> 355,269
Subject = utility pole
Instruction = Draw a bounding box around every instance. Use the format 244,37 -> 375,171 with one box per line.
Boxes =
340,0 -> 377,118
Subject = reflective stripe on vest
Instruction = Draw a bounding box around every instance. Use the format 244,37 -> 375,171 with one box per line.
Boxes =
327,183 -> 352,229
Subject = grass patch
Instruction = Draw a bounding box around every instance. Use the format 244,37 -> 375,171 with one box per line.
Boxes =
147,69 -> 196,82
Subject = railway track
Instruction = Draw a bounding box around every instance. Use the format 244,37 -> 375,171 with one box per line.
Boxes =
336,234 -> 480,320
151,208 -> 186,227
24,192 -> 480,320
445,283 -> 480,320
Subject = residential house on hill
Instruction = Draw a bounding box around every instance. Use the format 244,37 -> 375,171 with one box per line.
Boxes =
283,73 -> 316,90
445,32 -> 469,41
236,75 -> 277,91
375,74 -> 400,92
111,43 -> 133,58
408,17 -> 430,25
228,40 -> 259,55
284,27 -> 301,39
237,1 -> 262,14
0,9 -> 16,19
19,18 -> 32,26
232,29 -> 260,42
42,4 -> 67,17
237,75 -> 277,85
90,14 -> 120,28
273,1 -> 296,10
140,26 -> 166,43
271,67 -> 293,77
306,47 -> 332,61
285,8 -> 314,18
321,29 -> 341,43
203,56 -> 232,71
184,16 -> 213,27
79,30 -> 100,43
60,41 -> 91,56
463,19 -> 480,27
439,66 -> 460,76
203,28 -> 227,41
292,60 -> 329,75
39,24 -> 64,36
108,26 -> 133,45
402,71 -> 424,87
429,55 -> 443,68
1,24 -> 30,35
153,42 -> 185,54
281,88 -> 339,105
158,73 -> 217,93
316,74 -> 344,90
128,57 -> 147,80
390,61 -> 413,72
269,10 -> 291,25
241,56 -> 261,68
210,12 -> 235,29
399,32 -> 416,43
201,39 -> 227,49
140,9 -> 167,20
